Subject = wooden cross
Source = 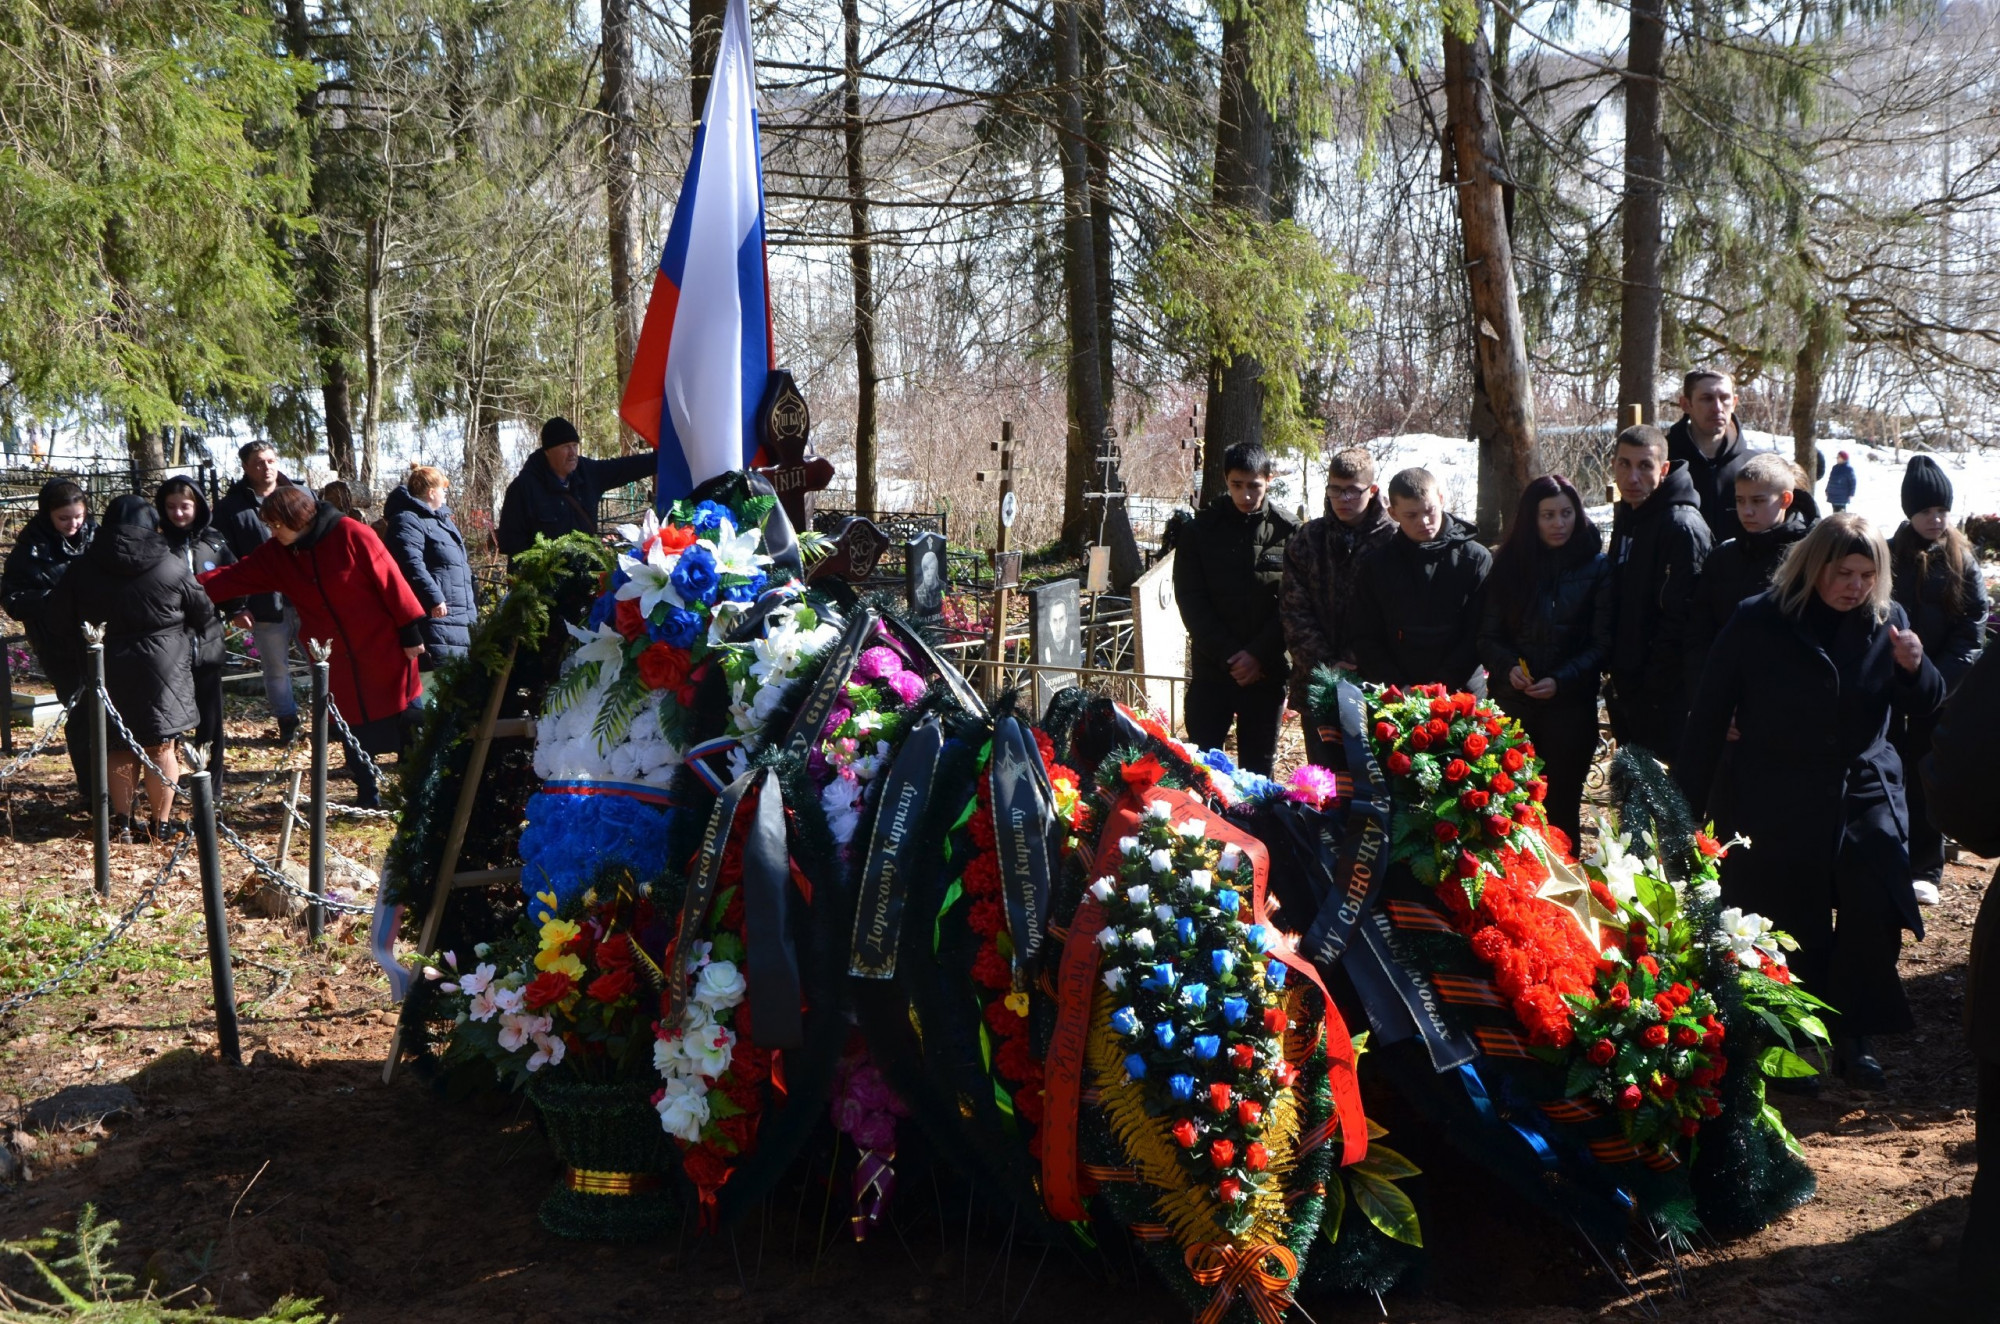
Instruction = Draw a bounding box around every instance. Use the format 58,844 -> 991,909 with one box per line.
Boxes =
755,370 -> 835,531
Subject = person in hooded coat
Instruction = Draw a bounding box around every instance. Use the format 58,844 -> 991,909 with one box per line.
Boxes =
45,496 -> 214,841
1475,474 -> 1612,844
198,487 -> 426,809
1678,514 -> 1944,1090
1281,447 -> 1397,766
155,477 -> 242,795
1606,425 -> 1712,764
1,479 -> 96,798
494,416 -> 657,560
1888,453 -> 1989,896
383,466 -> 477,667
1348,467 -> 1492,695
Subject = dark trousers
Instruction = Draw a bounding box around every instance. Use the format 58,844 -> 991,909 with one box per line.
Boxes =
1515,700 -> 1600,847
1606,680 -> 1684,767
1774,797 -> 1914,1040
346,703 -> 423,804
191,660 -> 225,800
1895,715 -> 1946,884
1185,675 -> 1286,778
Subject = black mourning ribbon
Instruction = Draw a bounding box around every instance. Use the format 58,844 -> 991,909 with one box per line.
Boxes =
849,715 -> 945,978
989,715 -> 1056,978
741,767 -> 803,1050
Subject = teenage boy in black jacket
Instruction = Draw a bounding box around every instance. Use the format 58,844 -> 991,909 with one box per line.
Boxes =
1667,367 -> 1751,543
1174,442 -> 1298,776
1684,452 -> 1818,689
1607,424 -> 1712,764
1349,467 -> 1492,695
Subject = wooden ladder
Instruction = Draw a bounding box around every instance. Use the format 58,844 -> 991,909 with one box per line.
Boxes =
381,645 -> 534,1083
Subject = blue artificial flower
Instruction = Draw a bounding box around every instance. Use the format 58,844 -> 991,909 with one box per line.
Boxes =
609,567 -> 631,592
1169,1074 -> 1197,1102
1246,925 -> 1274,954
1217,889 -> 1241,915
1202,747 -> 1237,775
1123,1054 -> 1148,1080
1211,949 -> 1236,978
1180,982 -> 1208,1011
1222,996 -> 1249,1026
1153,1022 -> 1177,1049
1110,1006 -> 1141,1037
1189,1035 -> 1221,1062
669,543 -> 721,605
585,592 -> 615,631
1175,918 -> 1197,945
1141,962 -> 1177,994
722,571 -> 769,603
690,500 -> 732,533
653,605 -> 701,649
1266,960 -> 1288,989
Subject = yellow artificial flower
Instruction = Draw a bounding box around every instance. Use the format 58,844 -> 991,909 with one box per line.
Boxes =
534,950 -> 586,980
538,918 -> 581,952
1003,991 -> 1030,1018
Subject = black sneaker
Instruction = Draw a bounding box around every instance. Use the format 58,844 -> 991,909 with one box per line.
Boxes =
276,716 -> 300,745
1838,1037 -> 1887,1091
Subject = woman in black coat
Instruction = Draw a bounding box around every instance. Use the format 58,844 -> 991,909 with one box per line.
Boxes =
1476,474 -> 1613,845
1678,514 -> 1944,1089
156,477 -> 240,794
46,495 -> 215,842
382,466 -> 477,665
0,478 -> 96,798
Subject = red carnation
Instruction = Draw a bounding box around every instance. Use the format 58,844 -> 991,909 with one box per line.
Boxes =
1444,758 -> 1470,783
637,642 -> 691,691
968,898 -> 1004,937
1410,729 -> 1432,752
1607,982 -> 1631,1009
1015,1087 -> 1046,1124
1461,789 -> 1490,811
1209,1082 -> 1233,1114
1230,1042 -> 1256,1069
1765,962 -> 1793,985
1434,821 -> 1460,843
971,944 -> 1012,990
680,1145 -> 729,1189
1209,1138 -> 1236,1168
1588,1038 -> 1616,1065
1237,1100 -> 1263,1127
1485,815 -> 1512,839
1463,732 -> 1489,757
1502,747 -> 1526,773
1387,751 -> 1413,776
1172,1119 -> 1198,1148
1262,1007 -> 1289,1035
525,970 -> 575,1009
1642,1024 -> 1670,1048
995,1035 -> 1035,1081
1375,721 -> 1399,742
1618,1084 -> 1643,1111
1244,1141 -> 1270,1172
587,966 -> 637,1004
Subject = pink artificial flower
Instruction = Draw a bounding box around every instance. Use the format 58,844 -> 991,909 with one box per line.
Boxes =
853,646 -> 905,683
1286,764 -> 1340,808
884,669 -> 927,705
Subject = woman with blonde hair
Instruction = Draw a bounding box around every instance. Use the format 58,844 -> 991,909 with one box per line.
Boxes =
1678,513 -> 1945,1089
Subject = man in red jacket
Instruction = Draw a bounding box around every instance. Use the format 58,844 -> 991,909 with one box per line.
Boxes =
199,487 -> 425,807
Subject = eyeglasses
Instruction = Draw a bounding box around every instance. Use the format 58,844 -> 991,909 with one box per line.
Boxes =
1328,485 -> 1370,499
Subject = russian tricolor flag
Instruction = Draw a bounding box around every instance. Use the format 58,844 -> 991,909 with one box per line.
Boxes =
619,0 -> 774,506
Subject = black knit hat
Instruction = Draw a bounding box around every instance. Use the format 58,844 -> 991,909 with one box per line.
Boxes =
540,416 -> 581,450
1901,454 -> 1952,516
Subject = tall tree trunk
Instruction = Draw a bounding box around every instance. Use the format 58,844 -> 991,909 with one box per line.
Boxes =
843,0 -> 879,516
462,388 -> 505,533
690,0 -> 729,119
1791,306 -> 1830,476
126,417 -> 168,476
321,353 -> 356,484
1200,14 -> 1273,504
1618,0 -> 1665,423
362,215 -> 384,495
1054,0 -> 1106,553
1084,0 -> 1115,407
1443,10 -> 1540,540
603,0 -> 641,452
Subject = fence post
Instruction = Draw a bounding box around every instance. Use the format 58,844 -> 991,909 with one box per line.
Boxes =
84,625 -> 109,899
307,639 -> 330,941
0,633 -> 13,759
186,746 -> 241,1066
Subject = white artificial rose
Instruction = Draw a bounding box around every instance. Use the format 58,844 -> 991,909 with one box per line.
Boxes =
694,959 -> 747,1009
656,1078 -> 712,1142
1148,849 -> 1173,873
1125,883 -> 1150,907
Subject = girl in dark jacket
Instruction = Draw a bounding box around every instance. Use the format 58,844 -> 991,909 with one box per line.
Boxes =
1888,455 -> 1989,894
1476,474 -> 1613,845
199,486 -> 425,809
156,478 -> 241,795
382,466 -> 477,664
0,479 -> 96,798
1678,514 -> 1945,1089
46,496 -> 215,841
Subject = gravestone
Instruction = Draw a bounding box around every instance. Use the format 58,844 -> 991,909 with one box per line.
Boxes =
905,531 -> 947,618
1029,578 -> 1082,717
1131,551 -> 1185,724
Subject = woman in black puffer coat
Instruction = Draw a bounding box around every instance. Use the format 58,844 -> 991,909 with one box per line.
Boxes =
46,496 -> 215,841
156,477 -> 241,794
1678,514 -> 1944,1090
1,478 -> 97,798
382,466 -> 477,667
1476,474 -> 1613,845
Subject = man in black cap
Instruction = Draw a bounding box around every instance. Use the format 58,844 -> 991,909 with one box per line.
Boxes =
495,417 -> 659,560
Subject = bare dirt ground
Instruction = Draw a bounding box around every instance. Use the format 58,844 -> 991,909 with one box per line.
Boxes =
0,703 -> 1984,1322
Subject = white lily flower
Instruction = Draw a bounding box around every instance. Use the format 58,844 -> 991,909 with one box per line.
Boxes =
615,542 -> 685,618
563,620 -> 628,686
706,519 -> 768,578
616,508 -> 662,553
685,1024 -> 736,1078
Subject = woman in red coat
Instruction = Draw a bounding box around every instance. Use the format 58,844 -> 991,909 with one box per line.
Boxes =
200,486 -> 425,807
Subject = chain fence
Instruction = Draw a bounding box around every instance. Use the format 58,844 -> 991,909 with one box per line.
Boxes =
0,831 -> 191,1018
0,690 -> 76,782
